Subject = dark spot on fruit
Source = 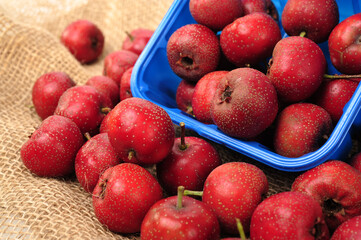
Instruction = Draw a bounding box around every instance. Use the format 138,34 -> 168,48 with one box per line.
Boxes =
91,37 -> 99,50
323,198 -> 344,217
99,178 -> 108,199
221,85 -> 232,103
356,36 -> 361,45
311,217 -> 324,239
178,56 -> 194,70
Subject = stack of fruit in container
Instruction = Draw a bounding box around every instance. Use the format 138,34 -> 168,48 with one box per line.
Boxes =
19,0 -> 361,239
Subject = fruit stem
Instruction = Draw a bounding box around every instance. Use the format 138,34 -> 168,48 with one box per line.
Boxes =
184,189 -> 203,197
186,105 -> 193,116
299,31 -> 307,37
84,132 -> 92,141
179,122 -> 187,151
324,73 -> 361,81
125,31 -> 134,42
235,218 -> 246,240
101,107 -> 112,114
128,150 -> 135,161
177,186 -> 185,209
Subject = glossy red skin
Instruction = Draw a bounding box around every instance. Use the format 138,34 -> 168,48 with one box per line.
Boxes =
86,75 -> 119,108
241,0 -> 266,15
210,68 -> 278,139
156,136 -> 222,195
250,191 -> 330,240
311,79 -> 359,123
292,160 -> 361,232
61,19 -> 104,64
54,85 -> 112,134
189,0 -> 243,31
20,115 -> 84,177
202,162 -> 269,235
192,71 -> 228,124
119,66 -> 133,101
32,72 -> 75,120
167,24 -> 220,82
75,133 -> 122,193
274,103 -> 333,158
141,195 -> 220,240
99,111 -> 111,134
220,12 -> 281,68
103,50 -> 138,85
281,0 -> 339,43
328,13 -> 361,75
267,36 -> 326,103
122,28 -> 154,55
176,79 -> 196,115
92,163 -> 163,233
330,215 -> 361,240
106,97 -> 175,165
350,152 -> 361,172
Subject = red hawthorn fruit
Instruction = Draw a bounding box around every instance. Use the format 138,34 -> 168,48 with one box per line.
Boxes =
167,23 -> 221,82
20,115 -> 84,177
32,71 -> 75,120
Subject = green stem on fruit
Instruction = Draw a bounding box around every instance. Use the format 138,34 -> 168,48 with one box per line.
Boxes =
186,105 -> 193,116
179,122 -> 187,151
128,150 -> 135,161
235,218 -> 246,240
125,31 -> 134,42
184,189 -> 203,197
101,107 -> 112,114
299,31 -> 307,37
177,186 -> 185,209
323,73 -> 361,81
84,132 -> 92,141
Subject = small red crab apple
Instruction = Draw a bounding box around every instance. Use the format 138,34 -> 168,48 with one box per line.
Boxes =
75,133 -> 122,193
92,163 -> 163,233
166,23 -> 221,82
156,122 -> 222,195
202,162 -> 269,235
250,191 -> 330,240
273,103 -> 333,158
141,186 -> 220,240
32,71 -> 75,120
189,0 -> 243,31
106,97 -> 175,165
119,66 -> 134,101
267,36 -> 327,103
220,12 -> 281,68
54,85 -> 112,135
331,215 -> 361,240
103,50 -> 138,86
328,12 -> 361,75
176,79 -> 196,115
281,0 -> 339,43
86,75 -> 120,108
192,70 -> 228,124
210,67 -> 278,139
291,160 -> 361,232
20,115 -> 84,177
61,19 -> 104,64
122,28 -> 154,55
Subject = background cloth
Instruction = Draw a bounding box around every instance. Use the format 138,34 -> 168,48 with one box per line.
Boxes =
0,0 -> 304,239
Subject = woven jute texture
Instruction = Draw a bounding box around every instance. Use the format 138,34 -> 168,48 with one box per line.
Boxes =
0,0 -> 302,239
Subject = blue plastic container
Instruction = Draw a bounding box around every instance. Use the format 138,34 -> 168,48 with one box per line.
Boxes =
131,0 -> 361,172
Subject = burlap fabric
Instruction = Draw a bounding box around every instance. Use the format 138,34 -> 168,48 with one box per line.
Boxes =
0,0 -> 302,239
